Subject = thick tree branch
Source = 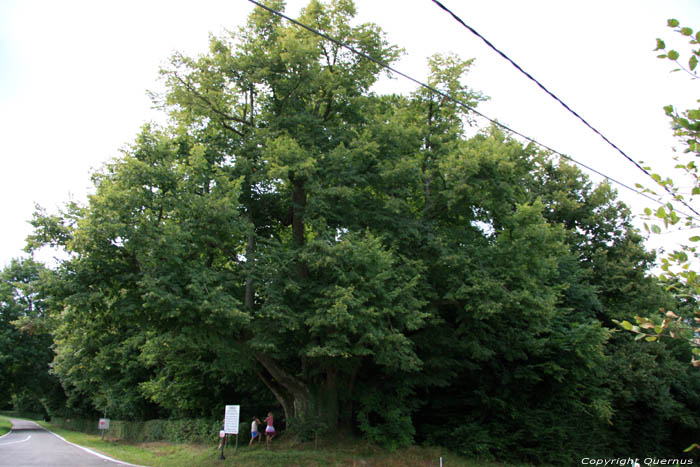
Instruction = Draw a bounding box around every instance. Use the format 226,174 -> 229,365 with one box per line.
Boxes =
256,370 -> 293,423
255,353 -> 308,397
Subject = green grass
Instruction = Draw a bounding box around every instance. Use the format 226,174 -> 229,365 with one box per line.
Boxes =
33,420 -> 525,467
0,416 -> 12,437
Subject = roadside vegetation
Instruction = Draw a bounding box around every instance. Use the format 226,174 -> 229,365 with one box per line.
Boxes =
0,416 -> 11,437
36,420 -> 526,467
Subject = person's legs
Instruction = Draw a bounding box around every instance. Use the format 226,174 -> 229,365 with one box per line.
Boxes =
218,435 -> 226,459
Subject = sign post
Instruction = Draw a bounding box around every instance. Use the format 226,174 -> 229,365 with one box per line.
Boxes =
98,418 -> 109,440
219,405 -> 240,461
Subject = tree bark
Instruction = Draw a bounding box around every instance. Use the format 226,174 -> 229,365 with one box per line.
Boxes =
254,354 -> 343,431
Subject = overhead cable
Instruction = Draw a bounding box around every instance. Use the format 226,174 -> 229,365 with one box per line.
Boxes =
246,0 -> 689,217
430,0 -> 700,218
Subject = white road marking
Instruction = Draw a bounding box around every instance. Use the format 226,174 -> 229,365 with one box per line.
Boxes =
0,434 -> 31,446
47,430 -> 145,466
2,419 -> 145,466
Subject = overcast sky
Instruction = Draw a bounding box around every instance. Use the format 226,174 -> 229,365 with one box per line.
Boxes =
2,0 -> 700,267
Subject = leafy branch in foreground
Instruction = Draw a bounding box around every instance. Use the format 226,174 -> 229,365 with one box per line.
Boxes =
613,310 -> 700,365
626,19 -> 700,361
654,18 -> 700,80
618,17 -> 700,456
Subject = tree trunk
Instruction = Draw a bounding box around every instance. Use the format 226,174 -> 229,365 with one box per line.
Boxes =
253,176 -> 344,428
315,366 -> 339,430
255,355 -> 342,431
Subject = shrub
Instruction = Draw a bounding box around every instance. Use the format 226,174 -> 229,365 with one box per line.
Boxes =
356,389 -> 415,450
49,417 -> 225,444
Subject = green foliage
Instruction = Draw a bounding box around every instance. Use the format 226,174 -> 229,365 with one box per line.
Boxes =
633,17 -> 700,369
285,413 -> 330,443
611,17 -> 700,457
19,2 -> 700,464
32,126 -> 262,419
655,18 -> 700,78
0,258 -> 65,416
0,416 -> 11,436
356,402 -> 414,451
355,378 -> 417,450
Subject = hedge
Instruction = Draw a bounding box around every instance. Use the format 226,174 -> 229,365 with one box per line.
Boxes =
49,417 -> 242,444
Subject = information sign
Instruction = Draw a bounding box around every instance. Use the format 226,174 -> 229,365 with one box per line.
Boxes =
223,405 -> 240,434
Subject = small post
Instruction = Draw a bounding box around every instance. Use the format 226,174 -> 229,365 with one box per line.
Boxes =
440,456 -> 443,467
234,434 -> 238,454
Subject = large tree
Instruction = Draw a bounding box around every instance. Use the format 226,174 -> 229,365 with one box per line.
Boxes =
29,0 -> 425,427
25,3 -> 700,460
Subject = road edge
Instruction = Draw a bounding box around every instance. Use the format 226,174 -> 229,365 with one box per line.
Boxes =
47,429 -> 147,466
13,419 -> 146,467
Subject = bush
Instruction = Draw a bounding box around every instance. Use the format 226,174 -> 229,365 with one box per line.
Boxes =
286,414 -> 329,443
51,417 -> 100,435
49,417 -> 227,444
356,389 -> 415,450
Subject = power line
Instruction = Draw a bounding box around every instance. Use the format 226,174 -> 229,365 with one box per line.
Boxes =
429,0 -> 700,219
245,0 -> 689,217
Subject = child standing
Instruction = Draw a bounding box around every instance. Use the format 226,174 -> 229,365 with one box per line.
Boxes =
264,412 -> 276,447
249,416 -> 262,446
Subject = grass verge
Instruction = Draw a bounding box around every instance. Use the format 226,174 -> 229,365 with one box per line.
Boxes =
35,421 -> 524,467
0,416 -> 12,437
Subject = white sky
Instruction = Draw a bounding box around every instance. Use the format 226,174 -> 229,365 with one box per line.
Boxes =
2,0 -> 700,267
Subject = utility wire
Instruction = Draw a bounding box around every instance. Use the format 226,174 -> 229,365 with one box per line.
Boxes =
430,0 -> 700,219
246,0 -> 689,217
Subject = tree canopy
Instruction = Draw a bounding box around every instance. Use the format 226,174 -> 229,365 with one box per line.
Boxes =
7,1 -> 699,462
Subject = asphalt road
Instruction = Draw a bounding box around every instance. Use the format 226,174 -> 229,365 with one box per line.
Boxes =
0,419 -> 138,466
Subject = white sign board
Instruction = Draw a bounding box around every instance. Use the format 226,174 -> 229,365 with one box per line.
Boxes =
223,405 -> 240,434
98,418 -> 110,430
